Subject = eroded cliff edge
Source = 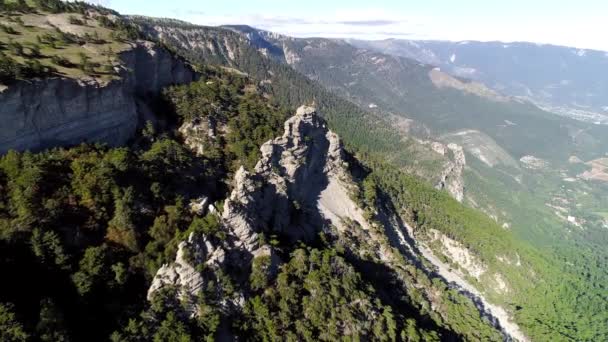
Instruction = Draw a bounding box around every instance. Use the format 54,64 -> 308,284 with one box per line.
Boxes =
0,41 -> 195,153
148,105 -> 524,340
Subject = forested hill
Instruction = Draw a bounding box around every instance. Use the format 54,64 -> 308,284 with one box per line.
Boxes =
129,17 -> 608,341
224,25 -> 608,165
0,49 -> 507,341
131,16 -> 448,181
0,4 -> 606,342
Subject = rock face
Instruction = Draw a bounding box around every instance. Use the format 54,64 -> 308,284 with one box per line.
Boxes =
221,105 -> 349,253
148,106 -> 364,315
0,42 -> 196,154
147,232 -> 225,317
434,143 -> 466,202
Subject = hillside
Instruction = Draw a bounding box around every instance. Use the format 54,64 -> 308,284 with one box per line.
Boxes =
226,26 -> 608,165
350,39 -> 608,124
0,1 -> 196,153
132,19 -> 608,341
0,5 -> 607,342
0,57 -> 516,340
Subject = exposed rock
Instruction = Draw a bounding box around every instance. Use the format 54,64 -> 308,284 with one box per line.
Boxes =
434,143 -> 466,202
189,196 -> 210,216
520,155 -> 549,170
208,203 -> 219,216
221,105 -> 350,252
147,104 -> 526,340
149,105 -> 353,314
578,157 -> 608,182
147,232 -> 225,317
178,118 -> 213,156
0,42 -> 196,154
429,229 -> 487,280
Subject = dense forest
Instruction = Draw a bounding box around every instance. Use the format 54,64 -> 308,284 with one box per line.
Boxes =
0,62 -> 503,341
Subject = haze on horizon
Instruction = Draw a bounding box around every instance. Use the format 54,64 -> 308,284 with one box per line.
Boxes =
93,0 -> 608,51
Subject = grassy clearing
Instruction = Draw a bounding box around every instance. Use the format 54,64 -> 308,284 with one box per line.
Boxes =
0,8 -> 132,84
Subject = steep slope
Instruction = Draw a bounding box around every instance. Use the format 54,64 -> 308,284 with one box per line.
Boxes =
126,18 -> 608,341
0,3 -> 196,153
0,42 -> 195,153
132,17 -> 450,183
226,26 -> 608,165
350,39 -> 608,124
148,106 -> 514,340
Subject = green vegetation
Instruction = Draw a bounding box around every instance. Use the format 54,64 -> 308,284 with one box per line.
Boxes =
135,20 -> 608,340
363,157 -> 608,340
0,6 -> 605,341
0,0 -> 137,84
163,66 -> 288,171
0,59 -> 505,341
132,18 -> 447,181
242,248 -> 434,341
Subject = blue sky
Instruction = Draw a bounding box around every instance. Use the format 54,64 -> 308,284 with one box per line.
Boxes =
93,0 -> 608,50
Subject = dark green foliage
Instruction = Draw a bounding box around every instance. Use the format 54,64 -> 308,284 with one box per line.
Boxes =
36,298 -> 68,342
0,141 -> 208,341
31,228 -> 69,270
163,67 -> 288,171
241,248 -> 437,341
78,52 -> 94,72
365,157 -> 608,341
0,303 -> 28,342
0,52 -> 19,83
0,51 -> 52,83
249,255 -> 271,291
51,55 -> 73,68
0,24 -> 17,34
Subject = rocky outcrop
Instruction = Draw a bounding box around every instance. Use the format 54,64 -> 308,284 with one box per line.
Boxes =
147,105 -> 525,340
147,232 -> 225,317
0,41 -> 196,154
221,105 -> 350,251
434,142 -> 466,202
178,117 -> 215,156
148,106 -> 363,315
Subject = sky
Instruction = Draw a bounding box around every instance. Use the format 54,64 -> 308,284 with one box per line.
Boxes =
92,0 -> 608,51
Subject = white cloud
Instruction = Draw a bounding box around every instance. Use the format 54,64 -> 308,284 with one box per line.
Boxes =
173,6 -> 608,51
98,2 -> 608,51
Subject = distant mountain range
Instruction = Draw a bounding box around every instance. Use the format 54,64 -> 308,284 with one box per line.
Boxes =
348,39 -> 608,124
224,25 -> 608,166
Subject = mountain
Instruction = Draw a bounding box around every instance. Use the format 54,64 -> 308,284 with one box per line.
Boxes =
0,1 -> 195,154
225,26 -> 608,165
133,21 -> 608,340
349,39 -> 608,124
1,3 -> 607,342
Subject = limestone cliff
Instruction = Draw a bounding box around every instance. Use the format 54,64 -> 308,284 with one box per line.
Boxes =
147,106 -> 524,340
147,105 -> 364,316
0,41 -> 196,154
434,143 -> 466,202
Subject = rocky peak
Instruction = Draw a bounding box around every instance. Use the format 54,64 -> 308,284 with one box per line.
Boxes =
147,232 -> 225,317
434,142 -> 466,202
222,105 -> 347,252
148,105 -> 351,315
